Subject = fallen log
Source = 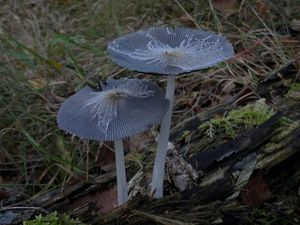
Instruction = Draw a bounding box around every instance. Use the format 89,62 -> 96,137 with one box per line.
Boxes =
2,97 -> 299,225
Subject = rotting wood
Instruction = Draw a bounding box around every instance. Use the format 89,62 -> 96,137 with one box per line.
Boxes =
186,112 -> 284,172
3,97 -> 299,225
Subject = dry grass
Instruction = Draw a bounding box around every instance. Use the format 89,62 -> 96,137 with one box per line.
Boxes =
0,0 -> 299,224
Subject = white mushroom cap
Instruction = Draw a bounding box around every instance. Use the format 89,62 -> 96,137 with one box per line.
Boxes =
108,27 -> 234,75
57,79 -> 169,141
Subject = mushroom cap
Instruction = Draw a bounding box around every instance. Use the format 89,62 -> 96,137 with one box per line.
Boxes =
108,27 -> 234,75
57,79 -> 169,141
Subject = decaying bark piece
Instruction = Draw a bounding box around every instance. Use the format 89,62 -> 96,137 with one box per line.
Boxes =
187,112 -> 284,172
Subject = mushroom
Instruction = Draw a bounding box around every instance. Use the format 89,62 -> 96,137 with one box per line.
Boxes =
108,27 -> 234,198
57,78 -> 169,205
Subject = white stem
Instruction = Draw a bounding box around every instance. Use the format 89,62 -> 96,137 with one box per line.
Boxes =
151,76 -> 176,198
114,139 -> 128,205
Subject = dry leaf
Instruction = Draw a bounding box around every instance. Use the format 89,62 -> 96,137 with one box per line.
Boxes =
28,77 -> 47,89
179,15 -> 197,27
239,173 -> 272,206
212,0 -> 239,18
255,0 -> 271,16
95,142 -> 116,172
68,186 -> 117,214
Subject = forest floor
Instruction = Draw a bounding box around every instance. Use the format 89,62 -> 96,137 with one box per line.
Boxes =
0,0 -> 299,224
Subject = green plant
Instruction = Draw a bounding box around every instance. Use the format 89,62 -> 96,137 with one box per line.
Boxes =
199,100 -> 274,138
23,212 -> 86,225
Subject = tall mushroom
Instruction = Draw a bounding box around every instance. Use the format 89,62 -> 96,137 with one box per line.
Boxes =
108,27 -> 234,198
57,78 -> 169,205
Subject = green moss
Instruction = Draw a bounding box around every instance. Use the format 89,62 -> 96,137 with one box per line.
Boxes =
286,82 -> 300,100
199,100 -> 274,138
288,82 -> 300,92
23,212 -> 86,225
176,130 -> 191,142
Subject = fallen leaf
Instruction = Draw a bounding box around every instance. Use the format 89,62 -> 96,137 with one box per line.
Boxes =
239,173 -> 272,206
97,186 -> 118,213
179,15 -> 197,27
95,142 -> 116,172
28,77 -> 47,90
212,0 -> 239,18
67,185 -> 117,214
255,0 -> 271,16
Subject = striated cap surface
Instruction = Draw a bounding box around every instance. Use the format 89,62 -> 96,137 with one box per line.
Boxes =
57,79 -> 169,141
108,27 -> 234,75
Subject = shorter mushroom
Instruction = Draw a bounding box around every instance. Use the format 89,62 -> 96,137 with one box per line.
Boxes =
57,78 -> 169,205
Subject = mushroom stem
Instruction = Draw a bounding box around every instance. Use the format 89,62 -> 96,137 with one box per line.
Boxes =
151,75 -> 176,198
114,139 -> 128,205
